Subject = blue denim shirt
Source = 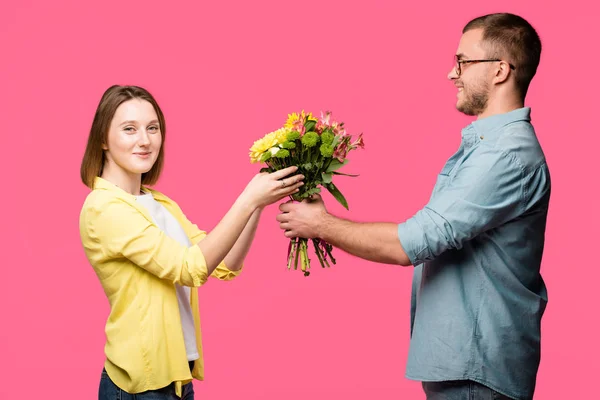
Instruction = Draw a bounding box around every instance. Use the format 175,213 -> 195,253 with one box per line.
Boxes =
397,108 -> 550,400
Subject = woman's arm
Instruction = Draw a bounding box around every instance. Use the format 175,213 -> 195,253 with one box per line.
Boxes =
222,207 -> 263,271
84,167 -> 303,286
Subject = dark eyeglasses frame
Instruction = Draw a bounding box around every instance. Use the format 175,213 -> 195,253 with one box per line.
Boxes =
455,55 -> 516,76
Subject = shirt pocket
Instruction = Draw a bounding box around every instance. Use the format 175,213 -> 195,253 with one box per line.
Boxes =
439,145 -> 464,176
431,146 -> 464,197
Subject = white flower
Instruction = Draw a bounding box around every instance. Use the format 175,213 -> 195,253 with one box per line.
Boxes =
269,146 -> 280,156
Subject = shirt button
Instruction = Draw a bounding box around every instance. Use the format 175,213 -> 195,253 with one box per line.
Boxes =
480,135 -> 484,140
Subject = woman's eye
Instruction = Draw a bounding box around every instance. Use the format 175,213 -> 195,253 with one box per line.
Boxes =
148,126 -> 159,132
124,127 -> 135,133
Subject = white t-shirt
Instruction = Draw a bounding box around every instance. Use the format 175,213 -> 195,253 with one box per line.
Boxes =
135,191 -> 199,362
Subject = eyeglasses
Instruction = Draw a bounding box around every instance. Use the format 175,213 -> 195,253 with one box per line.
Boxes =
454,55 -> 516,76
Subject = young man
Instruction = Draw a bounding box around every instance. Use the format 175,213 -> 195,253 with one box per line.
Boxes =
277,13 -> 549,400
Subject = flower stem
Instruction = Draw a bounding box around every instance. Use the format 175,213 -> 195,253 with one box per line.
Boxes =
312,239 -> 327,268
301,239 -> 311,276
287,238 -> 297,270
294,238 -> 301,270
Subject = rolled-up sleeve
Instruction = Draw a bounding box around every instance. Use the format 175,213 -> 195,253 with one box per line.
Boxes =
398,147 -> 525,266
88,198 -> 210,287
177,209 -> 243,281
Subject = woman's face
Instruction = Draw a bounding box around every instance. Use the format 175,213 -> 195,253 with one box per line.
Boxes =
103,99 -> 162,176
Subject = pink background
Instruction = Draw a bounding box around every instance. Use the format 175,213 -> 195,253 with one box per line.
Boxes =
1,0 -> 597,399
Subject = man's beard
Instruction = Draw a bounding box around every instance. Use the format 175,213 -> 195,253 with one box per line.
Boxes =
457,80 -> 490,116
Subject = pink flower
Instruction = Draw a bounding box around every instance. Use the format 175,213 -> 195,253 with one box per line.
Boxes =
319,111 -> 332,126
292,119 -> 306,135
333,122 -> 349,138
315,111 -> 332,133
351,133 -> 364,149
333,140 -> 349,162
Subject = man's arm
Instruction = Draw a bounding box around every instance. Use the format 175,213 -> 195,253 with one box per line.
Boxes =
279,146 -> 530,268
316,214 -> 412,266
278,196 -> 411,266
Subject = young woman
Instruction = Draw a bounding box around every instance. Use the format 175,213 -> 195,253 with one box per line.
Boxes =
79,85 -> 303,399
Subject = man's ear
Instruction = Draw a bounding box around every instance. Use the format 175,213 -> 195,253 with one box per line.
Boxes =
493,61 -> 511,84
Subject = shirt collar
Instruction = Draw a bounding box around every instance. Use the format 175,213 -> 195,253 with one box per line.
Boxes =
93,176 -> 158,200
461,107 -> 531,145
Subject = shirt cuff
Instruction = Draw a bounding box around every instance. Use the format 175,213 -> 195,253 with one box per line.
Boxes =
210,261 -> 243,280
397,217 -> 431,266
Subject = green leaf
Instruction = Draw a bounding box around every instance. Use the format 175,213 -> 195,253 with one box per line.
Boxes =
326,159 -> 348,172
260,167 -> 272,173
321,172 -> 333,184
332,171 -> 359,177
325,182 -> 349,210
302,162 -> 313,170
295,185 -> 319,199
332,136 -> 339,148
304,120 -> 316,132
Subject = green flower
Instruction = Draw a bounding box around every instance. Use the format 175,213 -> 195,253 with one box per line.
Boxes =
259,151 -> 272,162
321,131 -> 334,145
281,141 -> 296,149
320,144 -> 334,157
275,149 -> 290,158
287,131 -> 301,141
301,131 -> 320,148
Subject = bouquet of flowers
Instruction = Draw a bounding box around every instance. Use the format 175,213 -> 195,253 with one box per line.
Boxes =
249,110 -> 364,276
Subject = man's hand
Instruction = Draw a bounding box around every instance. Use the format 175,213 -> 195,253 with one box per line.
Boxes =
278,194 -> 411,266
277,194 -> 328,239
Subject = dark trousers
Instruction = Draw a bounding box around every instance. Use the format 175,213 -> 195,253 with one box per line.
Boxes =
99,362 -> 195,400
422,380 -> 515,400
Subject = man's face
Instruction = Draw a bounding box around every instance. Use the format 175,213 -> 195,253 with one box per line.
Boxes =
448,29 -> 493,116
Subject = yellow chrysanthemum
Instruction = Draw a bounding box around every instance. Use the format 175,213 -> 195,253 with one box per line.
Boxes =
249,127 -> 291,163
284,110 -> 317,130
274,127 -> 290,143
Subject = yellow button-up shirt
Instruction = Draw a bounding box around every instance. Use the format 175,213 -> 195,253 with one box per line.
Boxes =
79,177 -> 241,396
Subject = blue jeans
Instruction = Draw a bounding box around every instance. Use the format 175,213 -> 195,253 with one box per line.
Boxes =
99,365 -> 195,400
422,380 -> 514,400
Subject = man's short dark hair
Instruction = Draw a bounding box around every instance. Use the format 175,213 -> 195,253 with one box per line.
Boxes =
464,13 -> 542,97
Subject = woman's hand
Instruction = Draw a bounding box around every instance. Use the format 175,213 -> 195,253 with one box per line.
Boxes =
241,166 -> 304,210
